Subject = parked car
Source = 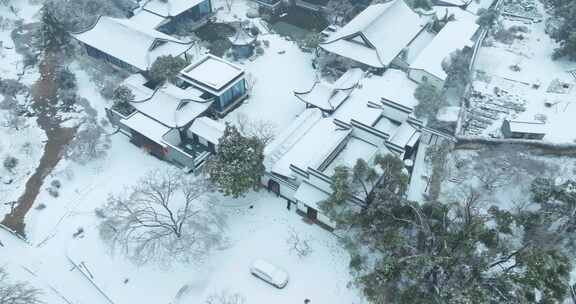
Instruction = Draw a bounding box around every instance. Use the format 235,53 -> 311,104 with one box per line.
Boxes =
250,259 -> 289,288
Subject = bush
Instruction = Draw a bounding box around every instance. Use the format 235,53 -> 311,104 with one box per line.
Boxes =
56,67 -> 77,91
149,55 -> 188,84
111,85 -> 135,116
51,179 -> 61,188
0,79 -> 27,97
476,8 -> 500,28
48,187 -> 59,198
3,156 -> 18,171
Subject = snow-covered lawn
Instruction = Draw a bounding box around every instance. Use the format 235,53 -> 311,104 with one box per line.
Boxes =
223,34 -> 315,136
0,0 -> 44,218
0,2 -> 363,303
215,0 -> 316,137
471,0 -> 576,142
65,191 -> 362,304
0,110 -> 46,217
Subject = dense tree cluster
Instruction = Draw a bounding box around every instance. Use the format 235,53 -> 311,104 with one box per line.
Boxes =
205,124 -> 265,198
321,152 -> 574,303
44,0 -> 134,32
149,55 -> 188,85
546,0 -> 576,60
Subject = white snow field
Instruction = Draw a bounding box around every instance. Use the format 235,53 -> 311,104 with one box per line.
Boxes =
0,1 -> 365,303
472,0 -> 576,142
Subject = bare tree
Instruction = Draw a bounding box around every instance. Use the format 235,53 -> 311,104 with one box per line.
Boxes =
99,169 -> 227,266
224,0 -> 235,12
205,290 -> 245,304
3,108 -> 27,130
0,268 -> 44,304
65,119 -> 109,164
286,228 -> 312,258
235,113 -> 276,145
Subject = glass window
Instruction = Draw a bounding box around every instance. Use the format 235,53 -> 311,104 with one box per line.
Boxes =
198,0 -> 211,15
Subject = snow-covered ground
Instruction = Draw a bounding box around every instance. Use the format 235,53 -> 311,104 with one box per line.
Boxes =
0,1 -> 364,303
223,34 -> 314,136
439,146 -> 576,212
0,1 -> 44,218
0,107 -> 46,216
65,191 -> 362,304
471,0 -> 576,142
215,0 -> 316,137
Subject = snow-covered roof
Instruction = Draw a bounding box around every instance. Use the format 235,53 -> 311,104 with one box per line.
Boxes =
143,0 -> 206,18
506,120 -> 547,135
180,55 -> 245,95
388,122 -> 420,148
271,118 -> 350,178
188,117 -> 226,144
321,0 -> 427,67
129,10 -> 166,29
121,112 -> 170,146
264,109 -> 324,172
294,68 -> 363,112
322,137 -> 379,176
228,27 -> 256,46
73,16 -> 192,71
333,70 -> 418,126
121,75 -> 212,128
410,15 -> 478,80
294,181 -> 330,210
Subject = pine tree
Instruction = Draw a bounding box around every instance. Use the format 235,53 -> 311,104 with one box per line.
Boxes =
413,82 -> 446,120
149,55 -> 188,85
40,3 -> 69,50
206,124 -> 265,198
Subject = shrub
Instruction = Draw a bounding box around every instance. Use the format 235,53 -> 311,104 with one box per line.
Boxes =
3,156 -> 18,171
149,55 -> 188,84
51,179 -> 61,189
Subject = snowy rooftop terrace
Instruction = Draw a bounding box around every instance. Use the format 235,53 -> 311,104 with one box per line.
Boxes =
180,55 -> 245,95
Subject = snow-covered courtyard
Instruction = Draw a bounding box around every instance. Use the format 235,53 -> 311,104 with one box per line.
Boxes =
469,0 -> 576,142
0,1 -> 363,303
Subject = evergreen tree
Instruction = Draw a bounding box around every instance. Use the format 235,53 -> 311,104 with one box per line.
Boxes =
476,8 -> 500,28
553,32 -> 576,60
206,124 -> 265,198
40,3 -> 70,50
547,0 -> 576,60
414,82 -> 446,121
111,85 -> 135,116
442,48 -> 473,96
319,154 -> 408,228
149,55 -> 188,85
319,166 -> 354,227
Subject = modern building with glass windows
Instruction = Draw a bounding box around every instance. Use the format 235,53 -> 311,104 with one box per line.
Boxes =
141,0 -> 213,34
177,55 -> 248,116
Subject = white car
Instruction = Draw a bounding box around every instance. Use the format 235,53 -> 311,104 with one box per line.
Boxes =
250,259 -> 289,289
